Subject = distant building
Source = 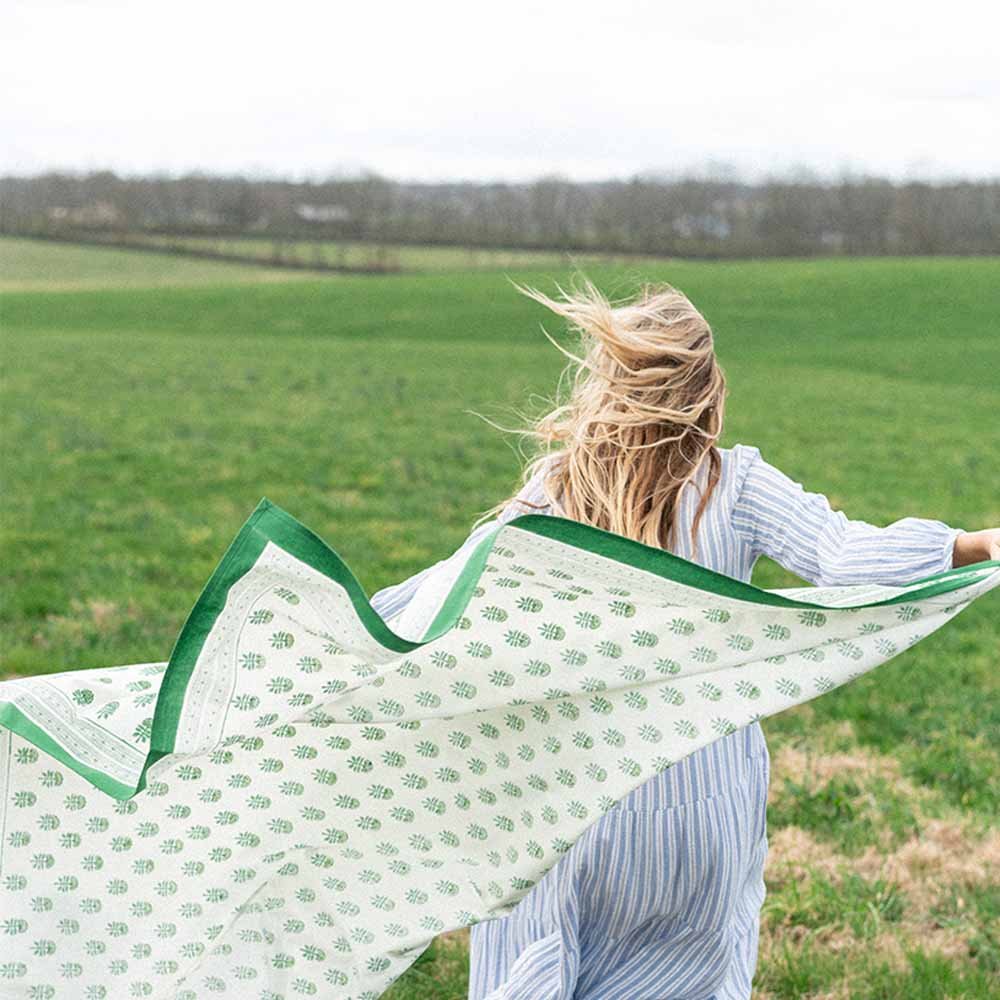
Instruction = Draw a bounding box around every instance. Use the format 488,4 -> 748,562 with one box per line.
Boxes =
47,200 -> 121,226
295,203 -> 352,223
672,213 -> 731,240
820,230 -> 846,251
184,208 -> 225,227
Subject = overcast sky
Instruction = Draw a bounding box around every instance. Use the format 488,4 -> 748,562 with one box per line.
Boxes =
4,0 -> 998,182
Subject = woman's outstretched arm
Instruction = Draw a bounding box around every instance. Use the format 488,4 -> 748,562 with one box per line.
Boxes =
729,446 -> 992,587
953,529 -> 1000,566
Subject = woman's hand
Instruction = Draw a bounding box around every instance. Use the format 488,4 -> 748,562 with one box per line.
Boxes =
953,529 -> 1000,567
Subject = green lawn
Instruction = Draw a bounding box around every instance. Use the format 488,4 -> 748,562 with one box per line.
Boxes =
1,237 -> 998,998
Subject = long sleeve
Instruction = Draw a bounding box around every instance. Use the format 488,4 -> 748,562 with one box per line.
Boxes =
730,445 -> 964,588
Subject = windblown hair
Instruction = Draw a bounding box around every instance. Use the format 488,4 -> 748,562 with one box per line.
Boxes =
480,276 -> 727,553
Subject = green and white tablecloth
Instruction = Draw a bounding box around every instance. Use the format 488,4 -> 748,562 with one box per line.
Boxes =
1,499 -> 997,999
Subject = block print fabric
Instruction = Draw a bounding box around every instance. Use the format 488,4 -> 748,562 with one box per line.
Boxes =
1,499 -> 997,999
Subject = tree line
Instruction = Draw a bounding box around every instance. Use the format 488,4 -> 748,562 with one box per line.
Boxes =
2,170 -> 998,257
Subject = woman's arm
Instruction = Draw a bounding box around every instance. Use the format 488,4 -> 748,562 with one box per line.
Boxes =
953,529 -> 1000,567
730,446 -> 976,587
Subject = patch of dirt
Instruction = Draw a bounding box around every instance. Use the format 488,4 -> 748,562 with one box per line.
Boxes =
768,743 -> 905,805
854,818 -> 1000,910
762,814 -> 996,979
766,825 -> 843,884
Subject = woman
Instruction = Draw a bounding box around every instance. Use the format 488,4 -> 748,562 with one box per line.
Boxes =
370,277 -> 999,1000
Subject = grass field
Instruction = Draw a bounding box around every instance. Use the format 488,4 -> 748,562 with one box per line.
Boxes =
1,236 -> 998,998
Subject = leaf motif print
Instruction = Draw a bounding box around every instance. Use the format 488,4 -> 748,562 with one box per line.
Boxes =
668,618 -> 695,637
763,623 -> 791,641
504,630 -> 531,648
697,681 -> 723,701
776,678 -> 802,698
660,686 -> 685,706
609,600 -> 636,617
631,629 -> 659,648
654,657 -> 681,675
703,608 -> 731,624
798,610 -> 827,627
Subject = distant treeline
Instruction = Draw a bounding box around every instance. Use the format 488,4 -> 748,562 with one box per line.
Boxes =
2,170 -> 999,257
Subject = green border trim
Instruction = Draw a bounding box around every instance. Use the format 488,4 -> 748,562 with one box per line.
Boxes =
148,499 -> 431,759
5,497 -> 998,801
0,703 -> 135,799
423,529 -> 505,639
505,514 -> 1000,610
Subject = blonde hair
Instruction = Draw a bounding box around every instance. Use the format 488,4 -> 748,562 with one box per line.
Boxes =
480,275 -> 727,553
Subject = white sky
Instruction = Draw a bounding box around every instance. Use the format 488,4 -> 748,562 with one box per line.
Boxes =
4,0 -> 999,182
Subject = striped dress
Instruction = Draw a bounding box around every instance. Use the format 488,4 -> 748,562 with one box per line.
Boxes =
370,443 -> 961,1000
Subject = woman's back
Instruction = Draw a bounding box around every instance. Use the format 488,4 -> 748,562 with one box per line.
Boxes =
509,444 -> 761,580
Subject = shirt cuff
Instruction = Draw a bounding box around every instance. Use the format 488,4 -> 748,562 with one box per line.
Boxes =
932,525 -> 966,576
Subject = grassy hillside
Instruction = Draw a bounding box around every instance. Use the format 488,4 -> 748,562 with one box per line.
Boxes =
0,235 -> 319,291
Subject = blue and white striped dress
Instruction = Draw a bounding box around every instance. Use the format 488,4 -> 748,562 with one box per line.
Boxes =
370,444 -> 961,1000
